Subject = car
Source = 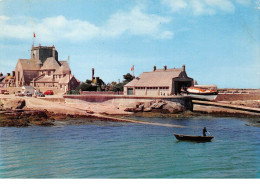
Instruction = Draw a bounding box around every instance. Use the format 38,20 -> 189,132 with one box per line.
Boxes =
44,90 -> 54,95
35,92 -> 45,97
4,91 -> 9,95
15,91 -> 22,96
23,91 -> 32,97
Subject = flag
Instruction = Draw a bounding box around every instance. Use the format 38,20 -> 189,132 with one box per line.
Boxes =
33,32 -> 36,38
131,65 -> 134,71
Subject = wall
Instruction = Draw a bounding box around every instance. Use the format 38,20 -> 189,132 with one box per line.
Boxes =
215,93 -> 260,101
5,87 -> 21,94
39,48 -> 56,63
64,95 -> 193,111
81,91 -> 123,95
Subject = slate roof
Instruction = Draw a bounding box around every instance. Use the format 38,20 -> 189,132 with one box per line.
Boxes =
33,75 -> 56,83
41,57 -> 61,70
0,76 -> 6,82
54,61 -> 71,74
18,59 -> 40,70
125,68 -> 188,87
58,75 -> 74,84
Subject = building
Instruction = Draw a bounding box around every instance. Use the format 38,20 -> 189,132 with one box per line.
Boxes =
124,65 -> 194,96
2,44 -> 80,94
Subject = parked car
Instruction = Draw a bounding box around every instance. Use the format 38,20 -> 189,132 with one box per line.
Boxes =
35,92 -> 45,97
3,91 -> 9,95
23,91 -> 32,97
44,90 -> 54,95
15,91 -> 22,96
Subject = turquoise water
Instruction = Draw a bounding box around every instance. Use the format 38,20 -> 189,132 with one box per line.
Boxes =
0,116 -> 259,178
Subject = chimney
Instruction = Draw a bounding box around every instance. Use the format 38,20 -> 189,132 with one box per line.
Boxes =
7,73 -> 10,76
164,65 -> 167,70
52,47 -> 56,59
12,71 -> 15,77
92,68 -> 95,80
182,64 -> 186,72
153,66 -> 156,71
0,72 -> 3,77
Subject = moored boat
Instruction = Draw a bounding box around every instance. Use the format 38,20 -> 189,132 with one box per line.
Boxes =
174,133 -> 214,142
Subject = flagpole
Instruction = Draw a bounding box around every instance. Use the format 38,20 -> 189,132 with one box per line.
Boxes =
131,65 -> 135,77
33,32 -> 35,46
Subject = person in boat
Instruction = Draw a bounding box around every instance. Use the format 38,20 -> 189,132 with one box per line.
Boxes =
203,127 -> 207,136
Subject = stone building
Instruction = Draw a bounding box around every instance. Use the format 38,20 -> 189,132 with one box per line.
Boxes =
124,65 -> 194,96
3,44 -> 80,94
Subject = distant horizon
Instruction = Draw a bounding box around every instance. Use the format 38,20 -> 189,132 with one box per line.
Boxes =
0,0 -> 259,89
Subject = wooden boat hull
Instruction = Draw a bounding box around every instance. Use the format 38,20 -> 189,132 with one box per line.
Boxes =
174,133 -> 214,142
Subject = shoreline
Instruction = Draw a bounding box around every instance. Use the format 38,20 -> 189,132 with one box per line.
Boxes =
0,94 -> 259,127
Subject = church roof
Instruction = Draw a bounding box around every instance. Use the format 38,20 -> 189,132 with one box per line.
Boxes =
18,59 -> 40,70
124,68 -> 189,87
33,75 -> 56,83
54,61 -> 71,74
41,57 -> 61,70
58,75 -> 73,84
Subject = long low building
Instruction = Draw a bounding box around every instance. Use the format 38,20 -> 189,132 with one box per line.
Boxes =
124,65 -> 194,96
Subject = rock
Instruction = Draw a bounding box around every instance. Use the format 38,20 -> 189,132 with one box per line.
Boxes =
135,107 -> 143,112
86,110 -> 94,114
143,107 -> 152,112
1,98 -> 26,110
135,102 -> 144,108
150,102 -> 166,109
124,107 -> 137,112
16,100 -> 26,109
38,122 -> 54,126
143,102 -> 151,109
162,101 -> 184,113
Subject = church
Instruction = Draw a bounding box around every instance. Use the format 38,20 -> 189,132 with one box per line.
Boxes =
4,44 -> 80,94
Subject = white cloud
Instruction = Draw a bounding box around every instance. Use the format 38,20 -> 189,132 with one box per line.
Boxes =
161,0 -> 187,12
191,0 -> 216,15
162,0 -> 250,15
235,0 -> 251,5
102,6 -> 172,39
205,0 -> 235,12
0,15 -> 9,21
0,6 -> 173,42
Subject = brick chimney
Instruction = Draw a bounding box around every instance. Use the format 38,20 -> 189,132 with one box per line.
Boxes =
92,68 -> 95,80
164,65 -> 167,70
182,64 -> 186,72
153,66 -> 156,71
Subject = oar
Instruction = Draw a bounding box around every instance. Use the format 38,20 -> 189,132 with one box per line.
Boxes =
207,131 -> 212,136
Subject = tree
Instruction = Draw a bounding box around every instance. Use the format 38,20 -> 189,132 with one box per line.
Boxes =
75,82 -> 97,91
123,73 -> 134,84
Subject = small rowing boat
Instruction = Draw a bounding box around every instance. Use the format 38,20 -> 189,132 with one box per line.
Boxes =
174,133 -> 214,142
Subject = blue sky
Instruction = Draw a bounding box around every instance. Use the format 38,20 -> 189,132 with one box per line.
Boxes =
0,0 -> 259,88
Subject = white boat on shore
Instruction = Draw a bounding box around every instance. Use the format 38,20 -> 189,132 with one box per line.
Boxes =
182,85 -> 218,101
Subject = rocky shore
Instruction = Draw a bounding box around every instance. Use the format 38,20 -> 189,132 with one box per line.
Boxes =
124,100 -> 185,114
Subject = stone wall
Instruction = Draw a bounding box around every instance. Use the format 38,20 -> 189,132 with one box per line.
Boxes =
215,93 -> 260,101
64,95 -> 193,111
80,91 -> 123,95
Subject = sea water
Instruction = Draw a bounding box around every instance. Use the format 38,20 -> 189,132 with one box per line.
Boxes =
0,116 -> 259,178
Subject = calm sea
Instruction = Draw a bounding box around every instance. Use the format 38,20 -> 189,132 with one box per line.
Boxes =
0,116 -> 259,178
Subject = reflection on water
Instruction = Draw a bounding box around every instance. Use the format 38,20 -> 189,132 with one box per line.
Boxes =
0,116 -> 259,178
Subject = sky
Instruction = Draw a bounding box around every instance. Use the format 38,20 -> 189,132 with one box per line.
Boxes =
0,0 -> 259,88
